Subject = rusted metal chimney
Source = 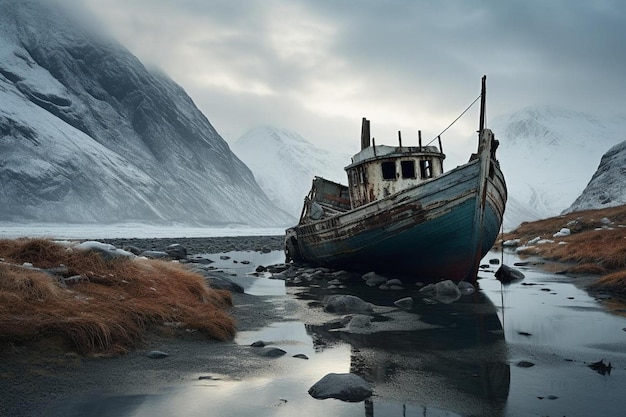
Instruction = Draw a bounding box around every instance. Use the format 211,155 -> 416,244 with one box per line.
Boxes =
361,118 -> 371,150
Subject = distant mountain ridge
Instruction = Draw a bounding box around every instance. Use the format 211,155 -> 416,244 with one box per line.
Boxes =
492,105 -> 626,226
565,139 -> 626,213
0,0 -> 293,226
231,126 -> 350,217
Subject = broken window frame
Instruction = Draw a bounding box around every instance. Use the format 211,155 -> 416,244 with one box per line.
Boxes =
381,161 -> 397,180
400,160 -> 416,179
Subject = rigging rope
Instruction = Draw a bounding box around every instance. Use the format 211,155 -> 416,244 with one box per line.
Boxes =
426,93 -> 482,146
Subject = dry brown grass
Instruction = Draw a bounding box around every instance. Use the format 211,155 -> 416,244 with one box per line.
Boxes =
502,204 -> 626,294
0,238 -> 235,356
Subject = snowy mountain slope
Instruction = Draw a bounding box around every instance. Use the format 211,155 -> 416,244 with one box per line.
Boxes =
565,139 -> 626,213
492,105 -> 626,226
231,127 -> 351,217
0,0 -> 293,226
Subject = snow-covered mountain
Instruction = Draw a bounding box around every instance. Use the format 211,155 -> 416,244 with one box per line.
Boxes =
231,127 -> 350,218
565,139 -> 626,213
0,0 -> 293,226
492,105 -> 626,227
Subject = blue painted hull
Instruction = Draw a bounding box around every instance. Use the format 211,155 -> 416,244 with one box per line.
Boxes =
287,131 -> 507,282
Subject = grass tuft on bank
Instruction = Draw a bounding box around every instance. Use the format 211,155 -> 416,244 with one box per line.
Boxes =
502,204 -> 626,294
0,238 -> 235,356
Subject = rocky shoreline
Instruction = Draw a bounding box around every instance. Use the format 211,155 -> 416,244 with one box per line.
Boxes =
99,235 -> 285,256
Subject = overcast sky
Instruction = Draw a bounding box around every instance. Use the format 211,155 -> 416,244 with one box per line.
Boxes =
66,0 -> 626,162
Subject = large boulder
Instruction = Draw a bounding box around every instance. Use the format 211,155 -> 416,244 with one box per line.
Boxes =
308,373 -> 372,402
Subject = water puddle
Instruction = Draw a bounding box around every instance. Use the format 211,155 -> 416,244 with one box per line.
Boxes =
196,250 -> 287,296
45,250 -> 626,417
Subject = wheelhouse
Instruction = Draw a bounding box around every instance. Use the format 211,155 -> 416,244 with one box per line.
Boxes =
344,118 -> 446,208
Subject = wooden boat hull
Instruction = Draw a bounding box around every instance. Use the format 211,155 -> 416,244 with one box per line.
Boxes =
287,131 -> 507,282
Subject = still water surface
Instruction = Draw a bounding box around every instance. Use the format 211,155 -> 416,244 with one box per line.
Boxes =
54,250 -> 626,416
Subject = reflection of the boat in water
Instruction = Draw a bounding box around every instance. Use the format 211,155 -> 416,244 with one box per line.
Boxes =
300,286 -> 510,416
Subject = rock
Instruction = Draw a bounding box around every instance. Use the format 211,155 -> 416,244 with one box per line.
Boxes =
75,241 -> 135,259
489,258 -> 500,265
386,278 -> 403,286
324,295 -> 374,314
516,360 -> 535,368
251,340 -> 266,347
329,270 -> 355,282
502,239 -> 520,247
164,243 -> 187,260
256,347 -> 287,358
346,315 -> 372,330
458,281 -> 475,295
588,359 -> 612,375
308,373 -> 372,402
419,280 -> 461,304
495,264 -> 525,283
292,354 -> 309,360
146,350 -> 170,359
123,245 -> 143,255
394,297 -> 414,310
266,263 -> 291,274
220,255 -> 230,260
188,256 -> 214,265
140,250 -> 170,259
553,228 -> 571,238
362,271 -> 387,287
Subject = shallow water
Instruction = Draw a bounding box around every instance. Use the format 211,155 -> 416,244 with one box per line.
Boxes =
47,249 -> 626,417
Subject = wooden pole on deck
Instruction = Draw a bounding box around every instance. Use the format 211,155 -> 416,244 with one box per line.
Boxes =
479,75 -> 486,134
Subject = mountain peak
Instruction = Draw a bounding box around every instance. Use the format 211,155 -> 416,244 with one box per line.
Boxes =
232,126 -> 350,217
0,0 -> 293,226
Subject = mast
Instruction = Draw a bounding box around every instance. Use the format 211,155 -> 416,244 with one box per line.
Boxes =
479,75 -> 486,133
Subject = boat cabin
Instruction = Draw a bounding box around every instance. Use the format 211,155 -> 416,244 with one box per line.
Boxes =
344,118 -> 446,208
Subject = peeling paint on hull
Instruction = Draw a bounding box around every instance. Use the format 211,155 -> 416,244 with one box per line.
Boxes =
287,129 -> 507,283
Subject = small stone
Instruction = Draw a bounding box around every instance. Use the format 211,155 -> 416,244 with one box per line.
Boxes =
251,340 -> 266,347
293,354 -> 309,360
146,350 -> 170,359
394,297 -> 413,310
516,361 -> 535,368
257,347 -> 287,358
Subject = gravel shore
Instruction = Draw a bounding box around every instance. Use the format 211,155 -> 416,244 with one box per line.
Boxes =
99,235 -> 285,255
0,235 -> 293,417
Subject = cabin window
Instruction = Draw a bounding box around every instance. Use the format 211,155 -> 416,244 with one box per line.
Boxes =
351,170 -> 358,187
381,161 -> 396,180
419,159 -> 432,179
358,167 -> 366,184
401,161 -> 416,179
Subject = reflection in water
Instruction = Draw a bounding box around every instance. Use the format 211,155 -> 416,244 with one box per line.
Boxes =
300,286 -> 511,416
